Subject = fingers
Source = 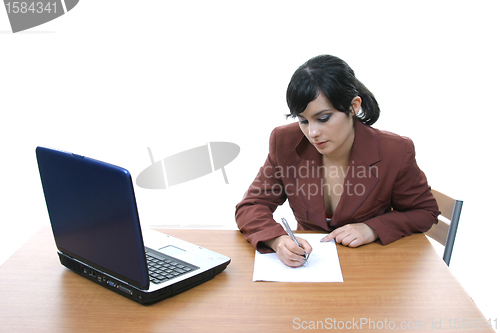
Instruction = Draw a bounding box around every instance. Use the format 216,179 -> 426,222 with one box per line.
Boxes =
276,236 -> 311,267
320,223 -> 378,248
338,233 -> 359,247
320,229 -> 340,243
334,227 -> 357,247
320,226 -> 347,244
297,237 -> 313,255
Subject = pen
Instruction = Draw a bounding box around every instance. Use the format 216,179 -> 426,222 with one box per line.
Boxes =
281,218 -> 309,262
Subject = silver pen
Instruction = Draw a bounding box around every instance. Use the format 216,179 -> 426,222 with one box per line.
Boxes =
281,218 -> 309,262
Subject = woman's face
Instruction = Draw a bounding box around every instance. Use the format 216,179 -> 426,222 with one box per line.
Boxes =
297,93 -> 359,161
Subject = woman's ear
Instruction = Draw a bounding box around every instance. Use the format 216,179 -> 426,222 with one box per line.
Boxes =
351,96 -> 362,115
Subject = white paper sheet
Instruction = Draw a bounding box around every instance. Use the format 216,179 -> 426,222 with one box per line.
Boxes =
252,233 -> 344,282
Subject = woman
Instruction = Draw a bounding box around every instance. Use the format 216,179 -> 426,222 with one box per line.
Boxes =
235,55 -> 439,267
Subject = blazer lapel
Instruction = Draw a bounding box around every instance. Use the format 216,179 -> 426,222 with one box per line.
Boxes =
333,123 -> 381,224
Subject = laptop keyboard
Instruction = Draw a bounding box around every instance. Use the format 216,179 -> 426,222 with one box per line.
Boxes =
145,248 -> 199,285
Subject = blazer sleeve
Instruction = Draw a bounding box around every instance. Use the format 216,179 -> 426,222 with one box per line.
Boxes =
235,127 -> 288,253
363,138 -> 440,244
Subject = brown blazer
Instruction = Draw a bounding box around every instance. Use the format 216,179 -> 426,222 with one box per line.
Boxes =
235,122 -> 440,253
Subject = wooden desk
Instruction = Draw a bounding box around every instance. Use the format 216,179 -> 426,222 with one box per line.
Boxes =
0,227 -> 493,332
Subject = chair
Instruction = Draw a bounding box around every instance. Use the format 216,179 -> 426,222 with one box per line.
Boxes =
424,189 -> 463,266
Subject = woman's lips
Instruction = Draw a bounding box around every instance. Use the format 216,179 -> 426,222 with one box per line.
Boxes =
313,141 -> 327,148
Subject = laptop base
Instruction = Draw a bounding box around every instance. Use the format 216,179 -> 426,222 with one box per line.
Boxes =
58,252 -> 230,305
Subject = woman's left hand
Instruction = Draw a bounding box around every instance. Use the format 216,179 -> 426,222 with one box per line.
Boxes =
321,223 -> 378,247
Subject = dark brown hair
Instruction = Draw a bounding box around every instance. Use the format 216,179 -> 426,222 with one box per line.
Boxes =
286,55 -> 380,126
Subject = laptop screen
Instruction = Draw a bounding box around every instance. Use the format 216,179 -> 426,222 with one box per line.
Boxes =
36,147 -> 149,289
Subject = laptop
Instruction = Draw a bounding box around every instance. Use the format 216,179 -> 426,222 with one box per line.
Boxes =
36,147 -> 230,305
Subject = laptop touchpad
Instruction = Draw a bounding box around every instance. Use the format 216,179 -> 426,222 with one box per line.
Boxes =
159,245 -> 186,256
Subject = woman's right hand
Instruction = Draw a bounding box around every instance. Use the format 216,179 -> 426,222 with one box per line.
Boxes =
264,235 -> 313,267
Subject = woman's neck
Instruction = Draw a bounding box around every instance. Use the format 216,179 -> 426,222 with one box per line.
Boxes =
322,128 -> 355,165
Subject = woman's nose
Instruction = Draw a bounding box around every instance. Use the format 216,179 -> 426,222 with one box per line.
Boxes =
309,123 -> 320,139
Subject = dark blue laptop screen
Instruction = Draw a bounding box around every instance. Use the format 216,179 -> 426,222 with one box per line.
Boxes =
36,147 -> 149,289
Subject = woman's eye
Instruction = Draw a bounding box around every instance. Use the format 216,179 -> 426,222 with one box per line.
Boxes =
298,118 -> 308,125
318,115 -> 330,123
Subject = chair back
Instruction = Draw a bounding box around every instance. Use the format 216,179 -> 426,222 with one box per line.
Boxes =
425,189 -> 463,266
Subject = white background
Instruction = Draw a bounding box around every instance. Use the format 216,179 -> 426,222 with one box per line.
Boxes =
1,0 -> 498,328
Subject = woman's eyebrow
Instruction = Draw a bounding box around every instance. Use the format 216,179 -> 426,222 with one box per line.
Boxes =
298,109 -> 333,120
313,109 -> 333,117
